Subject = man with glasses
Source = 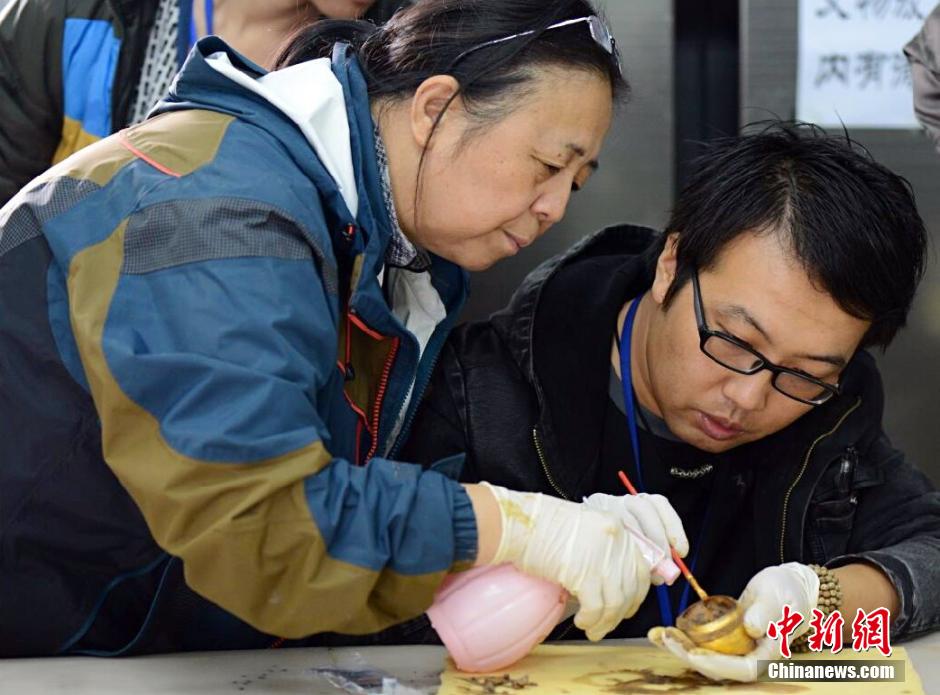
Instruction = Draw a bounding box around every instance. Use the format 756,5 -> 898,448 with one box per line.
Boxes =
401,121 -> 940,680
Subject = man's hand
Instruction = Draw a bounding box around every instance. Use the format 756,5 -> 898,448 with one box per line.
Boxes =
480,483 -> 655,641
648,562 -> 819,682
649,625 -> 780,682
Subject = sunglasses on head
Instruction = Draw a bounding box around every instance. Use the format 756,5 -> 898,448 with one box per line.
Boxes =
448,15 -> 622,76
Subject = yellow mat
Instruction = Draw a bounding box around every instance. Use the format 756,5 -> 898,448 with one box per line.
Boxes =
438,644 -> 922,694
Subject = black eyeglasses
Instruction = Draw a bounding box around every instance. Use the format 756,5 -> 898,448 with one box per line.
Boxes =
692,270 -> 841,406
447,15 -> 622,76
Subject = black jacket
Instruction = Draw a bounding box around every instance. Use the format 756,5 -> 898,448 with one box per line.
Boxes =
402,224 -> 940,641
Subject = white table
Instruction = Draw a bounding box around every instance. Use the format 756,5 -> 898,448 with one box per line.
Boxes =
2,634 -> 939,694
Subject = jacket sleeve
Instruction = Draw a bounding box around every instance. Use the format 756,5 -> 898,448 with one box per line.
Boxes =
67,198 -> 477,639
0,0 -> 64,205
904,3 -> 940,153
829,431 -> 940,640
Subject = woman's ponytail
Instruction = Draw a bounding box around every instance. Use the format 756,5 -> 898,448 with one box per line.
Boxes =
272,19 -> 379,69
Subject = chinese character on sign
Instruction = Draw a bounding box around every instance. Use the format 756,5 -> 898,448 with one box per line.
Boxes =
855,0 -> 892,19
816,0 -> 851,19
798,0 -> 924,127
890,0 -> 925,20
815,54 -> 851,86
855,51 -> 889,88
806,608 -> 845,653
851,607 -> 893,656
767,604 -> 805,659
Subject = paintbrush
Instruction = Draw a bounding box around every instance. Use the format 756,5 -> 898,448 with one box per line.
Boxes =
617,469 -> 709,602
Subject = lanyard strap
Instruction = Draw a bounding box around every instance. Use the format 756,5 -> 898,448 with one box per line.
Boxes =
618,295 -> 707,626
189,0 -> 214,49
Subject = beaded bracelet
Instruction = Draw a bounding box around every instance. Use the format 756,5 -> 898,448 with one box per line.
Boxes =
790,564 -> 843,653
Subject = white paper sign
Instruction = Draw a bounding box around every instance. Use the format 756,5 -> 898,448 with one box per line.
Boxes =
797,0 -> 932,128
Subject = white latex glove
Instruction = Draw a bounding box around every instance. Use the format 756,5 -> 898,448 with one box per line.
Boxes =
583,492 -> 689,585
648,562 -> 820,682
482,482 -> 653,642
649,625 -> 781,682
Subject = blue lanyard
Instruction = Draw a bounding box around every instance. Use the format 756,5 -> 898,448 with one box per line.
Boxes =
618,295 -> 707,626
189,0 -> 214,49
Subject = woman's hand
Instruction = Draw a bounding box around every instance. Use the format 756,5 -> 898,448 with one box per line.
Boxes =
583,491 -> 689,582
469,483 -> 657,641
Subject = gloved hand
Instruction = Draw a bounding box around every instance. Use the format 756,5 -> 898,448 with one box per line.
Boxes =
482,482 -> 654,641
583,492 -> 689,584
648,562 -> 820,682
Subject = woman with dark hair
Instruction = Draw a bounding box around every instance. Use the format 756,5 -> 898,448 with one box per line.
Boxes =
0,0 -> 688,657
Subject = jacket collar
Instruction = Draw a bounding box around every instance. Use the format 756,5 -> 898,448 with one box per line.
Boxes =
490,224 -> 657,498
490,224 -> 657,387
150,37 -> 458,328
154,38 -> 360,226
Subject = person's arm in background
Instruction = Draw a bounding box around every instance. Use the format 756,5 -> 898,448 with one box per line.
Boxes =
905,3 -> 940,154
0,0 -> 64,205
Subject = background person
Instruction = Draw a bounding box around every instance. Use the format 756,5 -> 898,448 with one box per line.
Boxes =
0,0 -> 407,206
905,2 -> 940,154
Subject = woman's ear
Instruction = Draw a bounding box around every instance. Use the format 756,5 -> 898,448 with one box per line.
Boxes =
410,75 -> 462,149
650,233 -> 679,305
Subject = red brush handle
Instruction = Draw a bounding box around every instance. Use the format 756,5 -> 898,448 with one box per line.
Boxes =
617,470 -> 692,575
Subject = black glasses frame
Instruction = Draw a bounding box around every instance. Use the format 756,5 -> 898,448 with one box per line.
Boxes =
691,270 -> 841,406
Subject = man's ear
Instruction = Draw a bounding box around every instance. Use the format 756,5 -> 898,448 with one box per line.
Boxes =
650,233 -> 679,306
410,75 -> 462,149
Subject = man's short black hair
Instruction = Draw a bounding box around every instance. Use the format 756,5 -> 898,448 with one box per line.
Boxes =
657,121 -> 928,350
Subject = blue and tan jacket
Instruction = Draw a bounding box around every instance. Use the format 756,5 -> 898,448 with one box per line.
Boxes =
0,37 -> 476,657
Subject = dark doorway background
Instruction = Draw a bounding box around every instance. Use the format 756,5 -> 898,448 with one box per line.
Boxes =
674,0 -> 740,192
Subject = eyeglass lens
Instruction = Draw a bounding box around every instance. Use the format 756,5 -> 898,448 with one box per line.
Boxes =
701,335 -> 834,403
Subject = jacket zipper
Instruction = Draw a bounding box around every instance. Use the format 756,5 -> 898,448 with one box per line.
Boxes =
365,337 -> 401,462
531,425 -> 579,636
533,428 -> 586,640
386,345 -> 441,460
532,427 -> 568,500
778,397 -> 862,563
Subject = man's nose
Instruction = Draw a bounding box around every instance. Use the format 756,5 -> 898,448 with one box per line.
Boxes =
721,369 -> 772,412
